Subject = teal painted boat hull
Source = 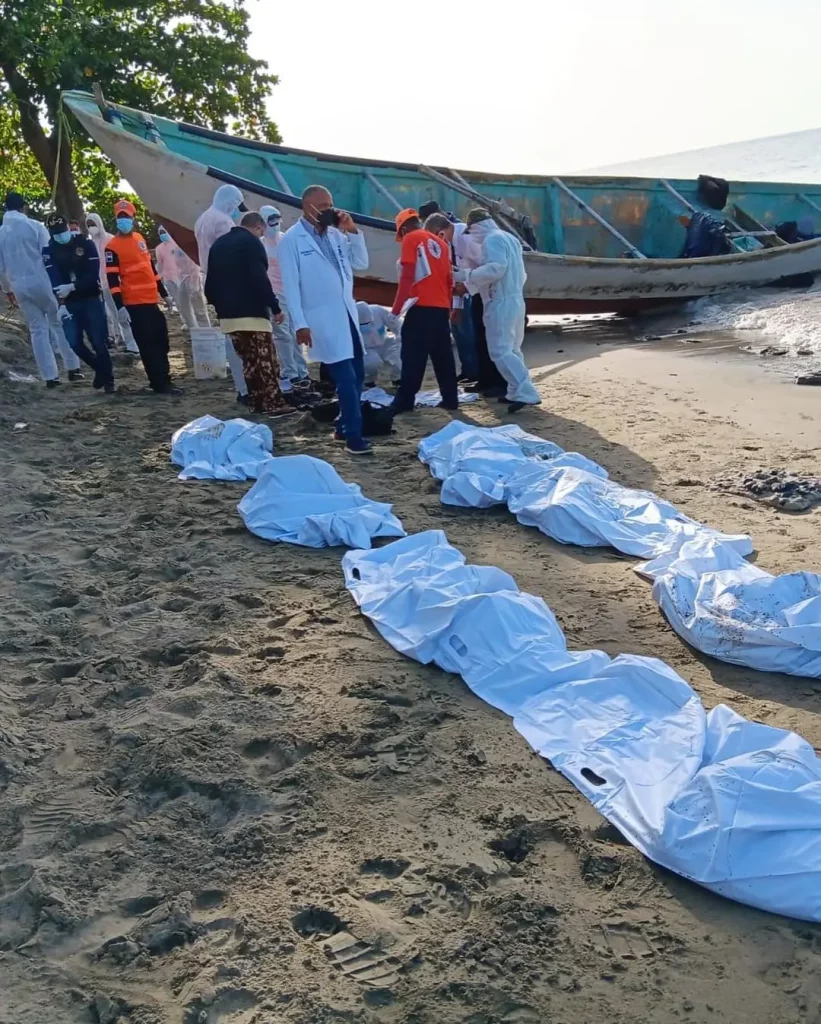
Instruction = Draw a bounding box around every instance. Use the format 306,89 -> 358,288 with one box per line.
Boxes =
64,91 -> 821,313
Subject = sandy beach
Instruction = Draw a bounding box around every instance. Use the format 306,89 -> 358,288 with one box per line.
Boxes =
2,310 -> 821,1024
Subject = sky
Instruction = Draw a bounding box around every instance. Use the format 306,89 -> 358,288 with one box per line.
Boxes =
247,0 -> 821,175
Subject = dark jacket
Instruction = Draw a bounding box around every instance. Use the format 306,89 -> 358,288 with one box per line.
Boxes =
42,236 -> 102,304
204,227 -> 280,321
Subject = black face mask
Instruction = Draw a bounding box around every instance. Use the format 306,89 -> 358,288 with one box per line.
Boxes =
316,208 -> 340,229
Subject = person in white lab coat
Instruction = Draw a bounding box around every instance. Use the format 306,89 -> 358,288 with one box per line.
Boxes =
0,191 -> 83,386
356,301 -> 401,385
278,185 -> 371,454
194,184 -> 247,400
455,209 -> 541,412
259,204 -> 310,391
85,211 -> 140,353
155,225 -> 210,330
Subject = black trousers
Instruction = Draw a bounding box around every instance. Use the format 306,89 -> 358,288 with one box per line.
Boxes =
471,294 -> 506,391
127,303 -> 171,391
392,305 -> 458,411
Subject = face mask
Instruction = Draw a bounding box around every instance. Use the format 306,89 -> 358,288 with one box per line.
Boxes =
88,225 -> 100,237
158,231 -> 170,243
116,217 -> 134,233
230,207 -> 241,222
316,208 -> 340,230
52,231 -> 73,245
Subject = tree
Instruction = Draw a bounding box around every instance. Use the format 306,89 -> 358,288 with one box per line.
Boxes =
0,0 -> 278,220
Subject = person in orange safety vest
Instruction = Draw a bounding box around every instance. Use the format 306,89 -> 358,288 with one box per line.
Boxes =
105,199 -> 182,394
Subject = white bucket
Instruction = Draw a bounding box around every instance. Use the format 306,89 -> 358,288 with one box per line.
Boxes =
190,328 -> 228,380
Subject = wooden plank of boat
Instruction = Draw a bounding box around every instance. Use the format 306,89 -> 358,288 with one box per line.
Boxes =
266,157 -> 294,195
364,172 -> 403,212
551,177 -> 645,258
417,163 -> 531,246
731,204 -> 785,247
799,194 -> 821,217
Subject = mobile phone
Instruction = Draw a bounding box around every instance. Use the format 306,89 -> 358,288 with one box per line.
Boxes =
317,208 -> 341,229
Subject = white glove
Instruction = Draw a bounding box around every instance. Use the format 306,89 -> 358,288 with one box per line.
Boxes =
386,312 -> 402,334
117,306 -> 131,326
54,283 -> 75,299
57,305 -> 72,321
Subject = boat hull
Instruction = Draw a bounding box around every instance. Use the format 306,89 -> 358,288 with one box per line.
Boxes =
66,96 -> 821,314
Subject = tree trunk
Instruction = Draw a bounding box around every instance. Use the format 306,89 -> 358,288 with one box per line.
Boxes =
1,64 -> 84,221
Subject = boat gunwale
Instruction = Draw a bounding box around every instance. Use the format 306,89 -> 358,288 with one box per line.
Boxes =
62,90 -> 821,197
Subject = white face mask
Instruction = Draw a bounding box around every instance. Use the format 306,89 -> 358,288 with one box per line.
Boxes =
88,225 -> 100,237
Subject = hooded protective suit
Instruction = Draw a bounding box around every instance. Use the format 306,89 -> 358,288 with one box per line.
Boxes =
86,212 -> 139,353
458,220 -> 540,405
356,301 -> 402,382
194,184 -> 247,395
260,204 -> 308,385
155,225 -> 210,330
0,209 -> 81,380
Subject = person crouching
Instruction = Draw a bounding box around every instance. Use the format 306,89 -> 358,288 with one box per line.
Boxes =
204,211 -> 292,417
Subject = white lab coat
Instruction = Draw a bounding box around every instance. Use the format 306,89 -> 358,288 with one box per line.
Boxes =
278,219 -> 369,365
0,210 -> 81,379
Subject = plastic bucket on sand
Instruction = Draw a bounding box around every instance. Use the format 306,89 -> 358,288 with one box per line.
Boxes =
190,328 -> 228,379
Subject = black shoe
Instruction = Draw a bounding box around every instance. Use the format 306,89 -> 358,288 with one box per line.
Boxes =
437,401 -> 459,410
68,369 -> 85,382
363,381 -> 376,389
92,373 -> 104,390
388,403 -> 413,415
483,386 -> 507,399
104,382 -> 117,394
154,385 -> 184,396
45,378 -> 61,389
507,401 -> 527,414
236,392 -> 250,406
457,374 -> 477,384
391,379 -> 401,387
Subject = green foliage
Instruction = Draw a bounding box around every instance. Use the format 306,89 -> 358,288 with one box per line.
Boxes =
0,0 -> 278,215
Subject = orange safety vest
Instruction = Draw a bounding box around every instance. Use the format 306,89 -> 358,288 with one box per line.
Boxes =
104,232 -> 161,306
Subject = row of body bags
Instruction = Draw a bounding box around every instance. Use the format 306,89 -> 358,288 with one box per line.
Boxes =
344,530 -> 821,923
418,421 -> 821,679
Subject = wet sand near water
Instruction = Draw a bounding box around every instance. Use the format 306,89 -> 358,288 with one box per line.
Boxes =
2,312 -> 821,1024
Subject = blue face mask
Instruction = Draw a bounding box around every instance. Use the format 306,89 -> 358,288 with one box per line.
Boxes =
158,231 -> 170,243
230,207 -> 241,222
116,217 -> 134,233
53,230 -> 73,245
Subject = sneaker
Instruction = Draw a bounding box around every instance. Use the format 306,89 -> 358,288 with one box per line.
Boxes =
457,374 -> 477,384
345,437 -> 373,455
236,393 -> 250,406
104,382 -> 117,394
45,378 -> 61,389
507,401 -> 530,414
290,377 -> 313,391
68,369 -> 85,382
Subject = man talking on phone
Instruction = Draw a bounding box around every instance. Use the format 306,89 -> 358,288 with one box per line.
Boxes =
278,185 -> 372,454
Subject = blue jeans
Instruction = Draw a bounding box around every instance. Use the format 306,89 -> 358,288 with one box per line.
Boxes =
452,302 -> 478,380
62,297 -> 114,386
327,319 -> 365,441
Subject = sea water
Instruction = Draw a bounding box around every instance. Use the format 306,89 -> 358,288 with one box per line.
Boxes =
594,128 -> 821,362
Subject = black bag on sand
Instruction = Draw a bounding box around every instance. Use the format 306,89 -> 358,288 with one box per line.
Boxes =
310,400 -> 395,436
697,174 -> 730,211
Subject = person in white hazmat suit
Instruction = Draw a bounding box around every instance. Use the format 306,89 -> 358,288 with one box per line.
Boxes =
155,225 -> 210,330
355,301 -> 402,385
85,212 -> 140,353
259,205 -> 310,392
0,190 -> 83,386
194,184 -> 248,400
454,209 -> 541,412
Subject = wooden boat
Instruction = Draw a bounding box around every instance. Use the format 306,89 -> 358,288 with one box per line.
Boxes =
64,89 -> 821,314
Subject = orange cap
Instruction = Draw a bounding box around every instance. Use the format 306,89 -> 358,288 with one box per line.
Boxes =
395,208 -> 419,241
114,199 -> 136,217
